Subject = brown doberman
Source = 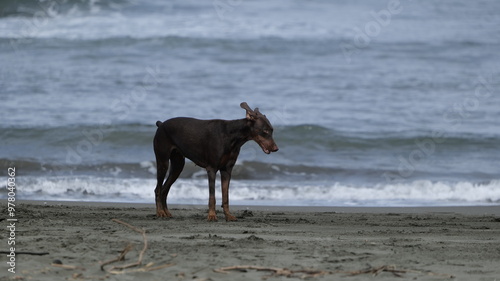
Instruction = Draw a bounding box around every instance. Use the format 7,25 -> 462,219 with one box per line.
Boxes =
153,102 -> 279,221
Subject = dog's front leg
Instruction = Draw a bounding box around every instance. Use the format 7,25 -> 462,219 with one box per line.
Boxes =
221,168 -> 237,221
206,168 -> 218,221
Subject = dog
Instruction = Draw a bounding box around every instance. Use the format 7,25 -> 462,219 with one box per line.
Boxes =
153,102 -> 279,221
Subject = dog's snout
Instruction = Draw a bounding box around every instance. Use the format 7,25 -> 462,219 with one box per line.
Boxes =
272,145 -> 279,152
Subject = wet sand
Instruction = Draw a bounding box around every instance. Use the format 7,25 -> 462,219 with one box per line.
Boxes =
1,201 -> 499,280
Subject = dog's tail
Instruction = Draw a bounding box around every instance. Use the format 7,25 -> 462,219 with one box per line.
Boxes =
156,121 -> 162,127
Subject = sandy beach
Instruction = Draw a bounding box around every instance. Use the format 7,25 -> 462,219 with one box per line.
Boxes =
1,201 -> 499,280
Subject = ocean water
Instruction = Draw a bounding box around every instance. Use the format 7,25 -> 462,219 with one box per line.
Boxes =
1,0 -> 499,206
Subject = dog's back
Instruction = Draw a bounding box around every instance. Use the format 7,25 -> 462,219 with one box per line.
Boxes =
155,117 -> 228,168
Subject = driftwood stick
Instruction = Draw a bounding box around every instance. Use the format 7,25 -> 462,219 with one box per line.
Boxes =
346,265 -> 417,277
215,264 -> 454,279
0,251 -> 49,256
100,243 -> 133,271
105,219 -> 148,272
101,219 -> 179,275
107,262 -> 175,274
214,265 -> 331,278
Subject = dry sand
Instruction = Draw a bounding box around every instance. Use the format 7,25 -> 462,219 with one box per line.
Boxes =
1,201 -> 499,281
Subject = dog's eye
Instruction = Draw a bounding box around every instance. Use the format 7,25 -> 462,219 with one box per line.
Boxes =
262,129 -> 270,135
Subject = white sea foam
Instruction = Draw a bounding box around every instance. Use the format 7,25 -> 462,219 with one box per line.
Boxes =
10,176 -> 500,207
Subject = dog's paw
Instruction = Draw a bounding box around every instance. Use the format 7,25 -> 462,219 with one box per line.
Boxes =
225,213 -> 237,222
156,209 -> 173,218
207,212 -> 218,222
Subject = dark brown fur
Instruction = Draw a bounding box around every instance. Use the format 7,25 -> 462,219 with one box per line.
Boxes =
153,102 -> 278,221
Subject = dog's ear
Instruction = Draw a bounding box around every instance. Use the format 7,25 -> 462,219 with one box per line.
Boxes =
240,102 -> 252,112
240,102 -> 257,121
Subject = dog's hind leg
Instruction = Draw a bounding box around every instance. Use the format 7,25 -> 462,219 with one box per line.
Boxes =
155,150 -> 171,217
160,149 -> 185,217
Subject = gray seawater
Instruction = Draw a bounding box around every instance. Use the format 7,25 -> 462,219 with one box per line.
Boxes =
1,0 -> 499,206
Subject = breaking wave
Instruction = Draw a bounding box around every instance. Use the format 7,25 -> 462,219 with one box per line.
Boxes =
5,176 -> 500,207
